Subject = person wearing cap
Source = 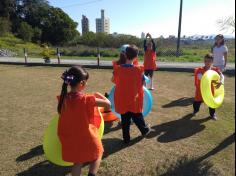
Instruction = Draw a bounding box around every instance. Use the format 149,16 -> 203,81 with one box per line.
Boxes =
143,33 -> 157,90
211,34 -> 229,72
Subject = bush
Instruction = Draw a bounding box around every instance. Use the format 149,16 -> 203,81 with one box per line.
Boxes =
17,22 -> 34,42
0,18 -> 11,36
32,27 -> 42,43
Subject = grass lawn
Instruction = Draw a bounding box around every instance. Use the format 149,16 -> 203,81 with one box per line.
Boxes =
0,65 -> 234,176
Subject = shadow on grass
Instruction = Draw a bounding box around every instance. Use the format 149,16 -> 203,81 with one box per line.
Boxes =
196,133 -> 235,162
102,136 -> 143,159
155,134 -> 235,176
162,97 -> 194,108
16,160 -> 71,176
16,145 -> 44,162
104,121 -> 121,135
147,113 -> 211,143
16,136 -> 142,176
156,156 -> 219,176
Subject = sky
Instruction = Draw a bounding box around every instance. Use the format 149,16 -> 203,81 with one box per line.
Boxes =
49,0 -> 235,38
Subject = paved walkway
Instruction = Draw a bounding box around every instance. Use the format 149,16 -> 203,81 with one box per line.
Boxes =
0,57 -> 235,74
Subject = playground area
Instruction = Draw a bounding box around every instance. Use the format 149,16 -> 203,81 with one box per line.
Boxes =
0,65 -> 234,176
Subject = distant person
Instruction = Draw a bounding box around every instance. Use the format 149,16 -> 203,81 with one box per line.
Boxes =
113,45 -> 151,144
193,54 -> 224,120
211,34 -> 228,72
57,66 -> 111,176
143,33 -> 157,90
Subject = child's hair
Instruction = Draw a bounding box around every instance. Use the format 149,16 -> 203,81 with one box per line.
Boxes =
211,34 -> 225,51
204,53 -> 214,61
126,45 -> 139,60
116,52 -> 127,65
57,66 -> 89,114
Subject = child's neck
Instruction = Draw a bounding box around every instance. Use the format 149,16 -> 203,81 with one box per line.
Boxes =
125,60 -> 133,65
204,66 -> 212,70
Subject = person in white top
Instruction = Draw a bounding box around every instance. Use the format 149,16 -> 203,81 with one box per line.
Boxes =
211,34 -> 228,72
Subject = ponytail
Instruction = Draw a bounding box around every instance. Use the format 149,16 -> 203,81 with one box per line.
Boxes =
57,82 -> 68,114
57,66 -> 89,114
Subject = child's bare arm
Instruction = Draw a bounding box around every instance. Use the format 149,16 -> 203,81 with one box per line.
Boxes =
94,92 -> 111,110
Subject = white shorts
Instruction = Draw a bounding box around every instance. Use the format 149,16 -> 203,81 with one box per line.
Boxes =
214,65 -> 225,72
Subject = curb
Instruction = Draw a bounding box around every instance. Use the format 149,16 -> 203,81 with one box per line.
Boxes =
0,61 -> 235,75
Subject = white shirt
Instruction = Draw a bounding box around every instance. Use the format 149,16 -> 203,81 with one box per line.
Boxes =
213,45 -> 228,66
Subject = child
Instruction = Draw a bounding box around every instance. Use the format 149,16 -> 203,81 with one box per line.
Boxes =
112,44 -> 139,69
211,34 -> 228,72
113,45 -> 151,144
143,33 -> 157,90
193,54 -> 224,120
57,66 -> 111,176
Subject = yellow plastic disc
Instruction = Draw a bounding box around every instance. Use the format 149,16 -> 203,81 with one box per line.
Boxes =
43,108 -> 105,166
200,70 -> 225,109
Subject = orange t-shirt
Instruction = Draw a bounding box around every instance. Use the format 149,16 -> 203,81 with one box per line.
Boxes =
144,49 -> 157,70
194,67 -> 220,101
113,65 -> 144,114
57,92 -> 103,163
112,58 -> 139,69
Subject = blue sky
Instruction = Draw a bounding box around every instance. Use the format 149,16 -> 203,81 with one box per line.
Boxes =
49,0 -> 235,37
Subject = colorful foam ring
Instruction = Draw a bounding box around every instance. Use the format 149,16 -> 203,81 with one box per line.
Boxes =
108,86 -> 153,118
43,107 -> 105,167
144,75 -> 151,84
99,107 -> 119,122
200,70 -> 225,109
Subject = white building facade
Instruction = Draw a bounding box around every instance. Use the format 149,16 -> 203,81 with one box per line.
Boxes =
96,9 -> 110,34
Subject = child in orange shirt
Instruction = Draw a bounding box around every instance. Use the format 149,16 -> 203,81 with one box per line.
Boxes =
112,44 -> 139,69
57,66 -> 111,176
193,54 -> 224,120
143,33 -> 157,90
113,45 -> 151,144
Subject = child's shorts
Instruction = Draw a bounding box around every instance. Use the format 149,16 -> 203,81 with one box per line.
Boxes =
144,70 -> 154,78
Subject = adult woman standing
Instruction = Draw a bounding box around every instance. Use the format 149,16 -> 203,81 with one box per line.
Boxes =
212,34 -> 229,72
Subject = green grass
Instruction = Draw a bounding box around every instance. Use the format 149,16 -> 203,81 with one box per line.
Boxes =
0,65 -> 234,176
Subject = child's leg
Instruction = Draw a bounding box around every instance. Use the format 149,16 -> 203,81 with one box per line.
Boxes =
209,108 -> 216,119
131,113 -> 150,135
72,163 -> 82,176
88,155 -> 102,176
144,70 -> 149,88
121,112 -> 132,143
149,70 -> 154,90
193,101 -> 202,114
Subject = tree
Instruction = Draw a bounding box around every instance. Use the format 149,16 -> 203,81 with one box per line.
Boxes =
18,22 -> 33,41
217,16 -> 235,33
40,7 -> 78,45
32,27 -> 42,43
0,17 -> 11,36
0,0 -> 16,19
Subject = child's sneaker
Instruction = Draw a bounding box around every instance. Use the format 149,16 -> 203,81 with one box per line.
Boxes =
149,87 -> 155,91
211,115 -> 217,121
142,124 -> 153,137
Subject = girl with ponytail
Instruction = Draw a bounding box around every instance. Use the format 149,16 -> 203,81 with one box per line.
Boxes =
57,66 -> 111,176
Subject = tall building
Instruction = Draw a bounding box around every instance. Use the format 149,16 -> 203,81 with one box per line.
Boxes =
96,9 -> 110,34
81,15 -> 89,35
141,32 -> 146,39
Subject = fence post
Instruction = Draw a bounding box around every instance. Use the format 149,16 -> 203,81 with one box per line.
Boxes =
97,47 -> 100,68
57,48 -> 61,64
176,0 -> 183,57
24,48 -> 28,63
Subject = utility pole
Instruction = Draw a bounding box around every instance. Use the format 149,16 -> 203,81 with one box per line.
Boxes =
176,0 -> 183,57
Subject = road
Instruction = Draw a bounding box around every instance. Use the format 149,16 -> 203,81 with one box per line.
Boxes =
0,57 -> 235,73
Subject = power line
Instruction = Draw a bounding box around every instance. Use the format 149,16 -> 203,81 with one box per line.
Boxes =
61,0 -> 103,8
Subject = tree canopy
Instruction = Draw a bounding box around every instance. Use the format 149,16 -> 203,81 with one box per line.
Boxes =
0,0 -> 78,45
